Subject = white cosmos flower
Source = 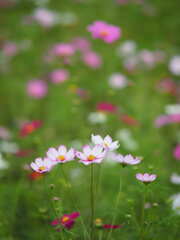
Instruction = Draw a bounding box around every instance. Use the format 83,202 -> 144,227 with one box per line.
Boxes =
91,134 -> 119,151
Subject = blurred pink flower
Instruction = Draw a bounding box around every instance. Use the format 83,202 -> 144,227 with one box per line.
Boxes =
157,78 -> 176,96
96,102 -> 117,113
112,153 -> 141,166
82,51 -> 102,69
3,42 -> 19,57
46,145 -> 75,165
50,69 -> 69,84
33,8 -> 57,27
31,157 -> 53,173
76,145 -> 106,165
0,126 -> 11,140
103,224 -> 120,229
53,43 -> 75,58
136,173 -> 156,184
20,120 -> 42,137
155,114 -> 180,127
27,79 -> 48,99
174,145 -> 180,160
108,73 -> 129,89
72,37 -> 91,52
91,134 -> 119,151
87,21 -> 121,43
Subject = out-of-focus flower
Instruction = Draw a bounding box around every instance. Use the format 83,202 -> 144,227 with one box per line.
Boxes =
46,145 -> 75,165
171,193 -> 180,215
116,40 -> 137,57
165,104 -> 180,115
136,173 -> 156,184
96,102 -> 117,113
82,51 -> 102,69
29,171 -> 43,180
33,8 -> 58,27
138,50 -> 156,68
112,153 -> 141,166
108,73 -> 130,89
0,126 -> 11,140
0,141 -> 19,154
30,157 -> 53,173
91,134 -> 119,151
119,114 -> 139,126
0,153 -> 9,170
155,114 -> 180,127
20,120 -> 42,137
15,149 -> 33,157
95,218 -> 103,228
115,128 -> 138,151
94,218 -> 120,229
170,173 -> 180,184
103,224 -> 120,229
53,197 -> 59,201
157,78 -> 176,95
72,37 -> 91,52
76,145 -> 106,165
51,212 -> 80,231
169,56 -> 180,76
87,21 -> 121,43
174,145 -> 180,160
50,69 -> 69,84
123,57 -> 138,72
2,42 -> 19,57
27,79 -> 48,99
88,112 -> 107,124
53,43 -> 75,58
116,0 -> 129,5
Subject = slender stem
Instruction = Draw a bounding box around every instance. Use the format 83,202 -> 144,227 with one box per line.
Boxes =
140,186 -> 148,240
61,164 -> 90,240
98,229 -> 103,240
90,164 -> 95,240
95,164 -> 101,208
107,169 -> 123,240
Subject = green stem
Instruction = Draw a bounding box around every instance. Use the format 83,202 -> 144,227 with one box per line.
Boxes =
61,164 -> 90,240
140,186 -> 148,240
95,164 -> 101,208
90,164 -> 95,240
107,169 -> 123,240
98,229 -> 103,240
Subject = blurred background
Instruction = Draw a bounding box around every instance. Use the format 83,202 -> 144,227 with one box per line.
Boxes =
0,0 -> 180,239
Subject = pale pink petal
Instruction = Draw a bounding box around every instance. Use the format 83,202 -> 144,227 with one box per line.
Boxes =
91,134 -> 103,145
104,135 -> 112,144
76,151 -> 87,160
92,145 -> 103,156
83,145 -> 92,156
58,145 -> 67,155
46,147 -> 58,160
35,158 -> 43,167
66,148 -> 75,161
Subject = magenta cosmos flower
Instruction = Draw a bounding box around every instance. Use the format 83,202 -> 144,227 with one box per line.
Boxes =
112,153 -> 141,167
174,144 -> 180,160
53,43 -> 75,58
91,134 -> 119,151
27,79 -> 48,99
82,51 -> 102,69
30,157 -> 53,173
46,145 -> 75,165
87,21 -> 121,43
51,212 -> 80,231
76,145 -> 106,165
50,69 -> 69,84
136,173 -> 156,185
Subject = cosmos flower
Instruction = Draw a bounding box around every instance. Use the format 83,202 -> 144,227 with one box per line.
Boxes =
108,73 -> 129,89
103,224 -> 120,229
116,40 -> 137,57
2,42 -> 19,57
72,37 -> 91,52
20,120 -> 42,137
171,193 -> 180,215
91,134 -> 119,151
87,21 -> 121,43
173,145 -> 180,160
53,43 -> 75,58
169,55 -> 180,76
30,157 -> 53,173
27,79 -> 48,99
33,8 -> 58,27
112,153 -> 141,166
136,173 -> 156,184
76,145 -> 106,165
82,51 -> 102,69
170,173 -> 180,185
155,114 -> 180,127
51,212 -> 80,231
0,126 -> 11,140
46,145 -> 75,165
96,102 -> 117,113
50,69 -> 69,84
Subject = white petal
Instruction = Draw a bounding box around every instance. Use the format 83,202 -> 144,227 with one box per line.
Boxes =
66,148 -> 75,161
76,151 -> 87,160
46,147 -> 58,160
91,134 -> 103,145
58,145 -> 67,155
92,145 -> 103,156
35,158 -> 43,167
83,145 -> 92,156
104,135 -> 112,144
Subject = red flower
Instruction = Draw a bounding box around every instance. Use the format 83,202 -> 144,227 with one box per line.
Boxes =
20,120 -> 42,137
29,171 -> 43,180
119,114 -> 138,126
15,149 -> 33,157
96,102 -> 117,113
103,224 -> 120,229
51,212 -> 80,231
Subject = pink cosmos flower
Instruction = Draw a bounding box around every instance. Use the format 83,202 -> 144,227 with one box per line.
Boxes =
72,37 -> 91,52
3,42 -> 19,57
155,114 -> 180,127
50,69 -> 69,84
112,153 -> 141,166
51,212 -> 80,231
53,43 -> 75,58
82,51 -> 102,69
103,224 -> 120,229
173,145 -> 180,160
136,173 -> 156,184
33,8 -> 57,27
87,21 -> 121,43
27,79 -> 48,99
76,145 -> 106,165
0,126 -> 11,140
96,102 -> 117,113
30,157 -> 53,173
46,145 -> 75,165
20,120 -> 42,137
91,134 -> 119,151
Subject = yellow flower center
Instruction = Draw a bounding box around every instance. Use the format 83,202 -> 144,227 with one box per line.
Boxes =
101,30 -> 108,36
58,155 -> 65,161
26,124 -> 35,133
88,155 -> 95,161
62,216 -> 70,223
39,166 -> 45,171
104,142 -> 108,147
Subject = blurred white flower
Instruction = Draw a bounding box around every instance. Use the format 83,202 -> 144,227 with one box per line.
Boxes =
165,104 -> 180,115
88,112 -> 107,124
170,173 -> 180,185
0,126 -> 11,140
0,141 -> 19,154
104,151 -> 118,165
169,56 -> 180,76
116,40 -> 137,58
171,193 -> 180,215
138,50 -> 156,68
108,73 -> 129,89
115,129 -> 138,151
58,12 -> 78,26
0,153 -> 9,170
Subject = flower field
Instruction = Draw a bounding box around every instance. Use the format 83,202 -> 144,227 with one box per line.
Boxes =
0,0 -> 180,240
